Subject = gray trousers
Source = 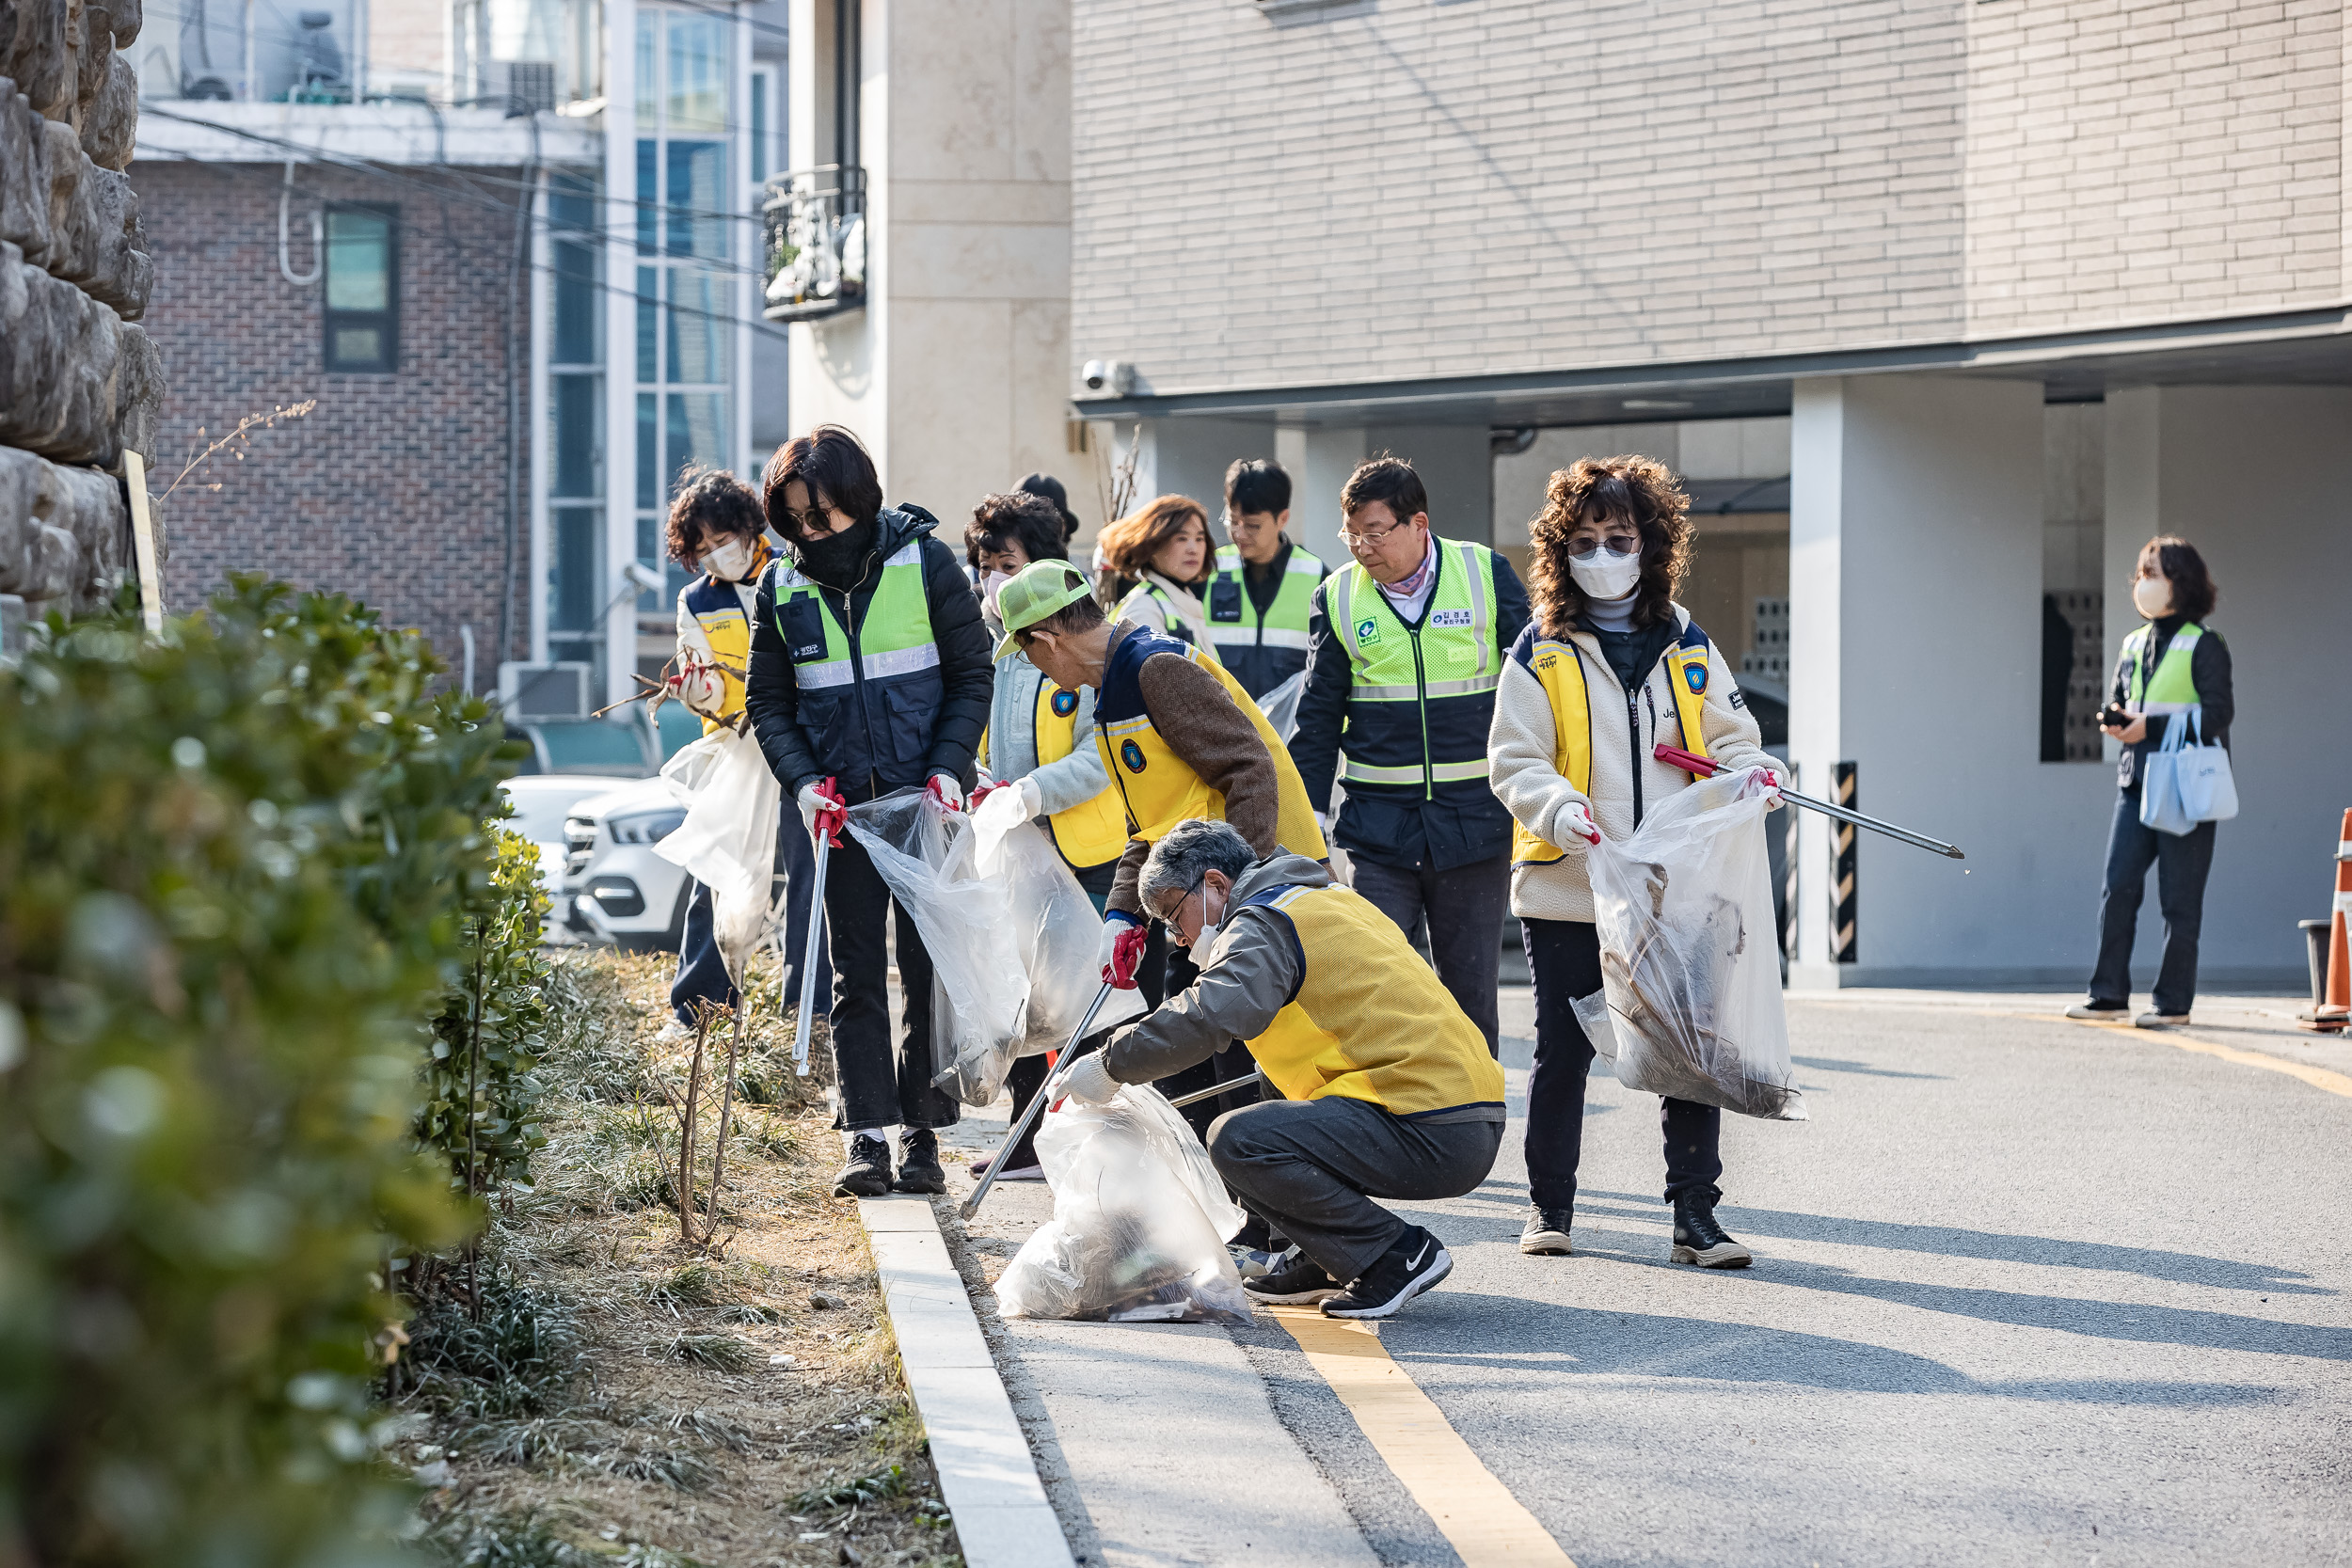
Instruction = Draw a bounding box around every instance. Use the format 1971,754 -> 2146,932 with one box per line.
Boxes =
1346,854 -> 1509,1054
1206,1096 -> 1503,1281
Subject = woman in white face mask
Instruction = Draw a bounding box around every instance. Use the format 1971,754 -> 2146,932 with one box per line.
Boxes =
2064,535 -> 2233,1030
1487,454 -> 1784,1271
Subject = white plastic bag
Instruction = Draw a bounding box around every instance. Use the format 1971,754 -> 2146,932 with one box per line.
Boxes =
1256,671 -> 1308,743
651,728 -> 780,977
975,816 -> 1144,1065
1581,773 -> 1804,1121
994,1085 -> 1252,1325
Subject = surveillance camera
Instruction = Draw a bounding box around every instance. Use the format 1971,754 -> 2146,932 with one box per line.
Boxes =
1080,359 -> 1134,396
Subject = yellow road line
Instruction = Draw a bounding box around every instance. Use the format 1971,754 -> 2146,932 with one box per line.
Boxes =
2056,1015 -> 2352,1099
1270,1306 -> 1575,1567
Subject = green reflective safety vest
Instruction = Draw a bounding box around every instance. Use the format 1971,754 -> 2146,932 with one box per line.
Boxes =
1206,542 -> 1325,698
2122,621 -> 2204,716
1113,578 -> 1221,665
1326,538 -> 1502,796
769,539 -> 944,791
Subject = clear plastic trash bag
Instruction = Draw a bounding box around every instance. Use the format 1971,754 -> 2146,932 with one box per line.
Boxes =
1574,772 -> 1805,1121
994,1084 -> 1253,1325
651,728 -> 780,978
975,815 -> 1144,1068
1256,671 -> 1308,743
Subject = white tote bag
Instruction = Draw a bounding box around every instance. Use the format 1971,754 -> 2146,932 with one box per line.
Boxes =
2138,711 -> 2235,836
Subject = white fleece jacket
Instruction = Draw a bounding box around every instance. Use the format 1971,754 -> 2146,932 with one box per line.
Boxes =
1487,603 -> 1774,924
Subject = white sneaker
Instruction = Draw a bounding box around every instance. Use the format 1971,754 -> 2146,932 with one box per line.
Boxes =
2135,1011 -> 2190,1029
2064,1003 -> 2129,1021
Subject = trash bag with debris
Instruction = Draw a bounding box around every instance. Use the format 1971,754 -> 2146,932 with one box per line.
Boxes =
973,815 -> 1144,1072
844,789 -> 1028,1101
994,1084 -> 1252,1325
1575,771 -> 1804,1121
651,727 -> 780,978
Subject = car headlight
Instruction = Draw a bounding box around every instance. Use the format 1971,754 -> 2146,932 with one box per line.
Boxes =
607,807 -> 686,845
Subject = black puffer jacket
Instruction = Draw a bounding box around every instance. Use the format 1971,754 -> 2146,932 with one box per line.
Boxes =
744,504 -> 994,804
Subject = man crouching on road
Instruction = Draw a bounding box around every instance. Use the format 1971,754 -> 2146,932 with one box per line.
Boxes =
1057,818 -> 1506,1320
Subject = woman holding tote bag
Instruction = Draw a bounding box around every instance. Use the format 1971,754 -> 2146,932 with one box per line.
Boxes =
2066,536 -> 2234,1030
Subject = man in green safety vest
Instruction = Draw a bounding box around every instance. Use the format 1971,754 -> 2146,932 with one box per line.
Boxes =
1288,456 -> 1529,1054
1205,458 -> 1327,699
745,425 -> 994,1203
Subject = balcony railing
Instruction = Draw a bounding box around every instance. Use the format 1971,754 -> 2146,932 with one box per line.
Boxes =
762,165 -> 866,324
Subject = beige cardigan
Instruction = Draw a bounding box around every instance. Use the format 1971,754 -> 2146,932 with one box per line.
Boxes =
1487,604 -> 1775,924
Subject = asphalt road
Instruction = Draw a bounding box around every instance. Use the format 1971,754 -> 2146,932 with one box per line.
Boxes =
946,991 -> 2352,1567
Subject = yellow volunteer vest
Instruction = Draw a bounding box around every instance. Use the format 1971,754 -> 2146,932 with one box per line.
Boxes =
1509,626 -> 1714,866
1096,641 -> 1328,862
680,570 -> 759,734
1034,680 -> 1129,867
1238,882 -> 1506,1111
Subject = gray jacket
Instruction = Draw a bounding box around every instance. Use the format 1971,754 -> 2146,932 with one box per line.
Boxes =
1102,852 -> 1330,1086
979,602 -> 1113,816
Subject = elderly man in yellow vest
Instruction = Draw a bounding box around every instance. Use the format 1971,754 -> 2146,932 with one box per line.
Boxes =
1057,818 -> 1506,1321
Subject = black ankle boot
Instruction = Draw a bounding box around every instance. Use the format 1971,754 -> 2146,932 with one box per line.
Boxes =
1670,1187 -> 1753,1268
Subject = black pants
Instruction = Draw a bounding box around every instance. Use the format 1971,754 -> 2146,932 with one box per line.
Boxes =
1209,1096 -> 1502,1281
2090,786 -> 2217,1017
670,809 -> 833,1026
1523,917 -> 1721,1211
823,831 -> 959,1133
1348,854 -> 1509,1054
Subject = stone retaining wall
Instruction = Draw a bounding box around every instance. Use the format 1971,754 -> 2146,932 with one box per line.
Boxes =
0,0 -> 162,624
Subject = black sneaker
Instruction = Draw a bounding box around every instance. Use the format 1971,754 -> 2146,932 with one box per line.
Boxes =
1322,1227 -> 1453,1320
891,1129 -> 946,1195
1670,1188 -> 1753,1268
1519,1204 -> 1573,1256
832,1132 -> 892,1198
1243,1253 -> 1342,1305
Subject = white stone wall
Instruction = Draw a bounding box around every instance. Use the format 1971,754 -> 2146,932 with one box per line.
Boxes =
1963,0 -> 2344,337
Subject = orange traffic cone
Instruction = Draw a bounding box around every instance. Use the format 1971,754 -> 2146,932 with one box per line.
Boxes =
2312,808 -> 2351,1032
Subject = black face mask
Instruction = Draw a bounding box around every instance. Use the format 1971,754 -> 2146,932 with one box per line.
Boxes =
793,515 -> 878,590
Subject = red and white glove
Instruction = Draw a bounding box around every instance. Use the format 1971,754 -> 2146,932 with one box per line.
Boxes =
1099,913 -> 1148,990
1558,800 -> 1601,847
663,653 -> 728,719
1738,765 -> 1785,809
926,772 -> 966,813
797,776 -> 846,847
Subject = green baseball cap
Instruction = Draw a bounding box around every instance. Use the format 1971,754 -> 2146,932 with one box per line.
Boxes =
991,559 -> 1095,660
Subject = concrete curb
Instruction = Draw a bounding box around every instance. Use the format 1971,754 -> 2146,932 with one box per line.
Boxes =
856,1195 -> 1075,1568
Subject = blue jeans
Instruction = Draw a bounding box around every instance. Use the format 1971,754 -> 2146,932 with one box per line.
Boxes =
2089,786 -> 2216,1017
670,808 -> 833,1027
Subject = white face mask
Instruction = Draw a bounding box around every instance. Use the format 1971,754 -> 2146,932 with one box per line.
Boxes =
701,538 -> 755,582
981,570 -> 1012,614
1568,546 -> 1642,602
2131,576 -> 2173,619
1191,881 -> 1226,953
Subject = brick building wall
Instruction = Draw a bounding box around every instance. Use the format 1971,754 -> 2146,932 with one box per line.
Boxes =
135,158 -> 530,683
1070,0 -> 2345,396
1963,0 -> 2344,335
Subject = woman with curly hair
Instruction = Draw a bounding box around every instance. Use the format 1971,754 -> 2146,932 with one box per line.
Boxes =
1094,494 -> 1223,661
1487,454 -> 1783,1269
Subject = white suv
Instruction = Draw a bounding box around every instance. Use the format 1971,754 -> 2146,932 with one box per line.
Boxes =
560,776 -> 695,952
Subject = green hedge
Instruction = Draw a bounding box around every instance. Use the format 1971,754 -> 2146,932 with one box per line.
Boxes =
0,580 -> 522,1567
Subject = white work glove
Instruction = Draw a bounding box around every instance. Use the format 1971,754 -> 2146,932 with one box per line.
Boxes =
972,775 -> 1041,838
797,779 -> 846,846
925,771 -> 966,812
1058,1052 -> 1120,1106
1737,765 -> 1785,810
1556,800 -> 1601,847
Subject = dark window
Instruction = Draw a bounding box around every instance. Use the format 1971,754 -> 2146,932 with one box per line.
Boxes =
323,205 -> 397,372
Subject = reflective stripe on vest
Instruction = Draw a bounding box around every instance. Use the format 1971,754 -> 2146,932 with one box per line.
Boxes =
1033,679 -> 1129,868
1324,538 -> 1501,790
1235,882 -> 1506,1114
1093,633 -> 1327,860
770,541 -> 940,690
1207,544 -> 1321,656
1114,578 -> 1222,664
1509,624 -> 1716,866
2123,622 -> 2203,716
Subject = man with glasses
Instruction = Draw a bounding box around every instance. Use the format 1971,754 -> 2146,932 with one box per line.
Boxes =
1055,818 -> 1505,1321
1288,456 -> 1530,1054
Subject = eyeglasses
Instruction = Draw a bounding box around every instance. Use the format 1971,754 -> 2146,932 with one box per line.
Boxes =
1569,535 -> 1642,558
1153,873 -> 1207,944
777,505 -> 836,534
1338,520 -> 1408,550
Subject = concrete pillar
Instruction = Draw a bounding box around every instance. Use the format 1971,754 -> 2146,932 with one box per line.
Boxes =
1787,373 -> 2065,987
2102,386 -> 2352,985
1366,423 -> 1494,548
1295,427 -> 1366,571
1141,417 -> 1278,525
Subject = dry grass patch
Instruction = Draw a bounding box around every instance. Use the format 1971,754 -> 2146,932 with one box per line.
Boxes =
399,952 -> 961,1568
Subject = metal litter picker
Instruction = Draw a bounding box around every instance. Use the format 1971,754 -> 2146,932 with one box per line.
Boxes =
962,980 -> 1117,1217
788,777 -> 841,1078
1653,744 -> 1966,860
